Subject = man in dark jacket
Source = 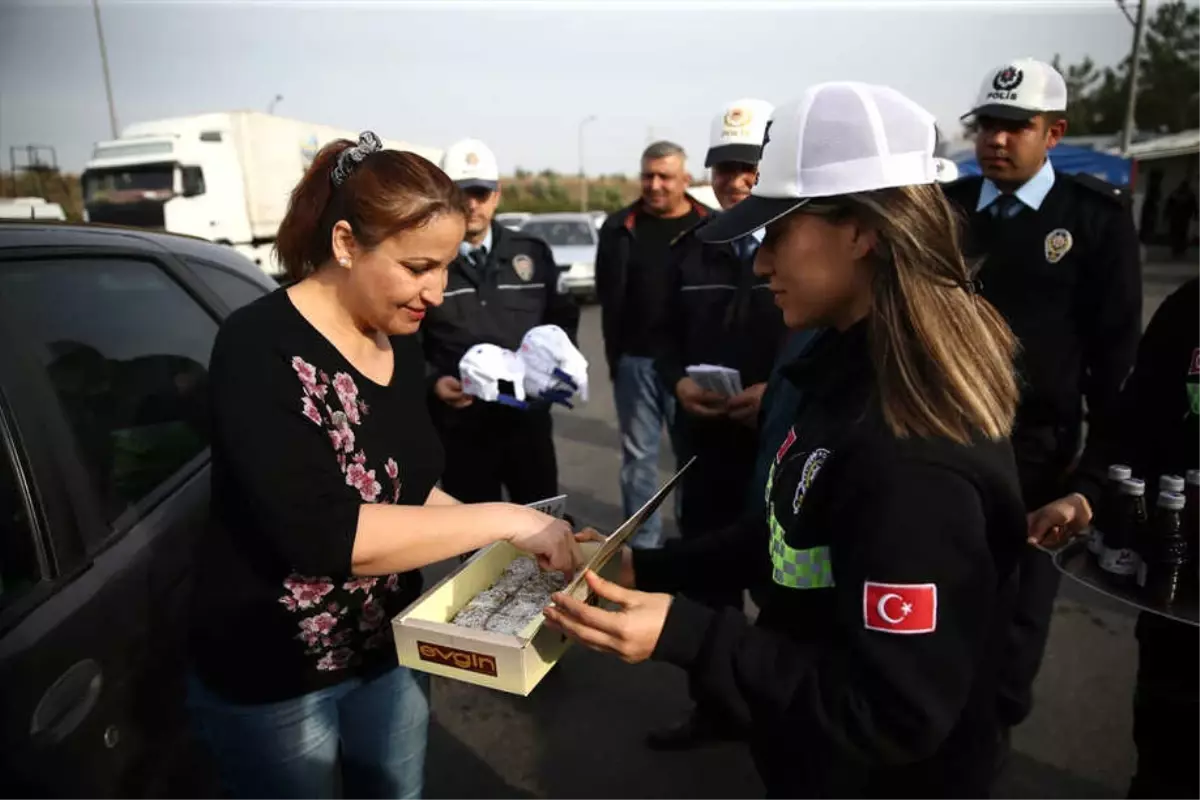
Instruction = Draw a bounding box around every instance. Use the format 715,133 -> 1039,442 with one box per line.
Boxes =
595,141 -> 709,549
1029,278 -> 1198,800
944,59 -> 1143,735
643,99 -> 787,749
423,138 -> 579,504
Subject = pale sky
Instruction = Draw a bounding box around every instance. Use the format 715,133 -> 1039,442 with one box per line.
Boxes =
0,0 -> 1157,177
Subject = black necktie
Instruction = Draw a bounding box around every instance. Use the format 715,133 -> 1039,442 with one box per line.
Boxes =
469,247 -> 487,268
992,194 -> 1023,220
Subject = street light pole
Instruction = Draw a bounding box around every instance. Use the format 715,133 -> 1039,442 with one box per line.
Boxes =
92,0 -> 118,138
578,115 -> 597,213
1120,0 -> 1148,155
268,94 -> 284,115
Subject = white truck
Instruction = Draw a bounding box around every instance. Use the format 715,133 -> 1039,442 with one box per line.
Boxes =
82,112 -> 442,276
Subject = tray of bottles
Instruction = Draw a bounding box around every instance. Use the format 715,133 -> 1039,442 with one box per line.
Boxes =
1048,537 -> 1198,627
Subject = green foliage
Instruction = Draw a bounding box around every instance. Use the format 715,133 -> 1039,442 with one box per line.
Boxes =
1052,0 -> 1199,135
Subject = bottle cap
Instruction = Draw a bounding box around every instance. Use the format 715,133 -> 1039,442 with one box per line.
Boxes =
1119,478 -> 1145,496
1159,474 -> 1186,493
1187,469 -> 1200,487
1157,491 -> 1186,511
1108,464 -> 1133,481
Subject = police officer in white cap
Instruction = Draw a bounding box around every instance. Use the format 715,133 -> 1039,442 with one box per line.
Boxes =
423,138 -> 579,505
648,98 -> 786,749
942,58 -> 1142,744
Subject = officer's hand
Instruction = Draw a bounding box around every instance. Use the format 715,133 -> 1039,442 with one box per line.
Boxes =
676,377 -> 726,418
435,376 -> 474,409
544,571 -> 668,663
1027,493 -> 1093,550
506,506 -> 585,574
727,383 -> 767,428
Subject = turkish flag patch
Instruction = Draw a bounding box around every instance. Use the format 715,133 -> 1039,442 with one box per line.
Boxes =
862,582 -> 938,634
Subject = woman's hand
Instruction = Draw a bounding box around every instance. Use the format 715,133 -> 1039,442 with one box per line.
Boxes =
574,528 -> 635,589
505,506 -> 585,574
1027,492 -> 1093,549
543,571 -> 669,664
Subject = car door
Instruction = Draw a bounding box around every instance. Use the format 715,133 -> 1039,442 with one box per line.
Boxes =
0,245 -> 223,796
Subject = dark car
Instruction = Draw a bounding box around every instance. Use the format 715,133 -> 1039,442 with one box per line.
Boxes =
0,223 -> 276,796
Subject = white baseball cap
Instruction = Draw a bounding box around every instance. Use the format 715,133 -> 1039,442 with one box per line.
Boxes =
697,82 -> 938,244
519,324 -> 589,405
705,98 -> 775,167
962,58 -> 1067,122
934,157 -> 960,183
458,344 -> 527,408
441,138 -> 500,191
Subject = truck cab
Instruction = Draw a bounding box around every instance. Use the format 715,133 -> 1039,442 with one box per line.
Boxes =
83,115 -> 266,271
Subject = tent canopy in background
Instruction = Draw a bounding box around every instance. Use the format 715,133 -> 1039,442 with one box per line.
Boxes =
955,144 -> 1132,187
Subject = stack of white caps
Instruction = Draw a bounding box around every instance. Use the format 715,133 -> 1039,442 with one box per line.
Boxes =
518,325 -> 588,407
458,344 -> 527,408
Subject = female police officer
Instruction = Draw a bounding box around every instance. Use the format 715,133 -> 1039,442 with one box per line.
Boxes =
547,83 -> 1026,798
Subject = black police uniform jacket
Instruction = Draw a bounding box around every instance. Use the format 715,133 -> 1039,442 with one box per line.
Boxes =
421,221 -> 580,384
653,219 -> 787,397
634,323 -> 1026,797
942,171 -> 1142,505
1069,277 -> 1198,510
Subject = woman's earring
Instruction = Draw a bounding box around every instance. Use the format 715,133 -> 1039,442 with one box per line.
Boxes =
339,257 -> 350,267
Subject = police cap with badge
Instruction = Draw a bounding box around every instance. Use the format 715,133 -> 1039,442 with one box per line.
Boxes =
705,98 -> 775,167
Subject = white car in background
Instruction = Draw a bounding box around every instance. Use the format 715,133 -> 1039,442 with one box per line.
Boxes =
496,212 -> 531,230
519,213 -> 598,302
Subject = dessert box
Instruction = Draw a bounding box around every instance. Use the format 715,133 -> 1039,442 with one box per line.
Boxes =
391,461 -> 692,695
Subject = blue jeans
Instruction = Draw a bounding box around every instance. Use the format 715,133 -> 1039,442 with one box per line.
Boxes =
613,355 -> 678,550
187,667 -> 430,799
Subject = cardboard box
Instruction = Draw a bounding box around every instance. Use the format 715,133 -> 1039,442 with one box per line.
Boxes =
391,460 -> 693,695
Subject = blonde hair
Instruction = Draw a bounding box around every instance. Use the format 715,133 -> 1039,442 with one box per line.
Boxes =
806,184 -> 1019,445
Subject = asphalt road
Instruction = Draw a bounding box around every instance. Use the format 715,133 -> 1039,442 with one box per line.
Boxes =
420,259 -> 1195,799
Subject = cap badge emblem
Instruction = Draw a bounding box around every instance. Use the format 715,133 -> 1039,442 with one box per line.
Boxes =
1044,228 -> 1073,264
465,152 -> 479,166
512,254 -> 534,282
993,67 -> 1024,92
724,107 -> 751,128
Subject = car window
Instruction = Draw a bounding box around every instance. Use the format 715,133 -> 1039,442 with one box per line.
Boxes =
521,221 -> 595,247
0,257 -> 217,528
0,431 -> 40,607
184,256 -> 271,311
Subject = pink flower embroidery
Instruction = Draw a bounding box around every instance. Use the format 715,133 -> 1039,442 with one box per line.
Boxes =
302,396 -> 323,426
328,412 -> 355,454
385,459 -> 399,479
343,576 -> 378,594
359,400 -> 370,416
333,373 -> 361,424
281,575 -> 334,610
353,451 -> 367,465
297,611 -> 339,647
319,371 -> 331,384
345,463 -> 382,502
384,574 -> 401,593
316,648 -> 355,672
333,372 -> 357,401
359,595 -> 385,631
292,357 -> 318,389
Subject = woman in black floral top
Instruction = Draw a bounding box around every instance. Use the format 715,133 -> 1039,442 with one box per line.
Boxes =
187,133 -> 583,799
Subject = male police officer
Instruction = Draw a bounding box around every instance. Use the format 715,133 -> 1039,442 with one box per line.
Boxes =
944,59 -> 1142,739
423,138 -> 579,504
642,99 -> 786,750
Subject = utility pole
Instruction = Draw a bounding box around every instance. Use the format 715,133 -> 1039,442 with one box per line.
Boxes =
92,0 -> 119,138
578,115 -> 597,213
1120,0 -> 1148,155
